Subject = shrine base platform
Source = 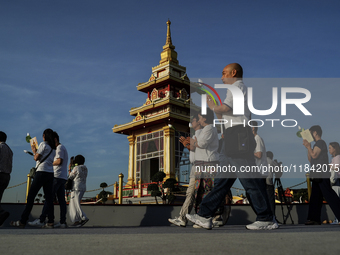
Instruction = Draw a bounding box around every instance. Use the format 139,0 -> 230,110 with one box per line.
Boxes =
0,203 -> 336,227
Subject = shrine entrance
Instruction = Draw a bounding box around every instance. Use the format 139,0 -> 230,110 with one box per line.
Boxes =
141,158 -> 159,183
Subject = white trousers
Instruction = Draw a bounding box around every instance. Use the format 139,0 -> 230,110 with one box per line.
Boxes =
178,166 -> 196,221
69,190 -> 88,223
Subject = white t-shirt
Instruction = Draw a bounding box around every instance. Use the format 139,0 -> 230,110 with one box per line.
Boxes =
330,155 -> 340,186
254,134 -> 268,171
54,144 -> 69,180
195,124 -> 219,162
330,155 -> 340,171
267,157 -> 278,185
189,129 -> 202,164
36,142 -> 55,173
222,80 -> 251,129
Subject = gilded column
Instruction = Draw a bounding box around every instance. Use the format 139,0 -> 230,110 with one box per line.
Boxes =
137,179 -> 142,198
127,135 -> 135,188
26,174 -> 32,203
113,181 -> 118,199
163,125 -> 175,180
118,173 -> 124,205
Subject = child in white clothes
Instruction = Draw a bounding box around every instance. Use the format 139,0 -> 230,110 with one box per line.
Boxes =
68,155 -> 89,227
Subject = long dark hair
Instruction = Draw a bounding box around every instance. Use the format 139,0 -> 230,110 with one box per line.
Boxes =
330,142 -> 340,157
310,125 -> 322,137
43,129 -> 56,150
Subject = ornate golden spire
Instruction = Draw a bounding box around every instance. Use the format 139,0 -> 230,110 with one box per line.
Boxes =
159,19 -> 178,65
165,19 -> 172,45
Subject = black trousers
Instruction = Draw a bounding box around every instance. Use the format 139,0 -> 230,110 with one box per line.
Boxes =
308,178 -> 340,222
20,171 -> 54,224
0,172 -> 10,213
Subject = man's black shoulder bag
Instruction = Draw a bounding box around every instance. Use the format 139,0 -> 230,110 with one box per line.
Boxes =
222,124 -> 256,159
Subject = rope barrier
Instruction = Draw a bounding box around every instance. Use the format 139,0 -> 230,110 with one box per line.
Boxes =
85,184 -> 114,193
287,181 -> 307,189
5,180 -> 308,194
5,182 -> 26,189
231,187 -> 245,192
5,181 -> 115,193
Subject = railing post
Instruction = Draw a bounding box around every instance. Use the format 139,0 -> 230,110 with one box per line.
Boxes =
118,173 -> 124,204
306,173 -> 312,201
26,174 -> 32,203
138,180 -> 142,198
113,181 -> 118,199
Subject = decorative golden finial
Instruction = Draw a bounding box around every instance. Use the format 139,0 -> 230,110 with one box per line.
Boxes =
166,19 -> 172,45
159,19 -> 178,65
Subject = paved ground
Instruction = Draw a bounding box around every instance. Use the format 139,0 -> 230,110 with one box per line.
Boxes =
1,224 -> 339,255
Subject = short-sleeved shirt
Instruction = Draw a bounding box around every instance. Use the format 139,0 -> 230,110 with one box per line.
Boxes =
330,155 -> 340,186
330,155 -> 340,174
36,142 -> 55,173
0,142 -> 13,174
222,80 -> 251,129
254,134 -> 268,168
310,139 -> 329,178
266,157 -> 278,184
53,144 -> 68,180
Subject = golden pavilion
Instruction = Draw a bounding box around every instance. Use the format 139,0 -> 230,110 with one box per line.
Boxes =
112,20 -> 200,188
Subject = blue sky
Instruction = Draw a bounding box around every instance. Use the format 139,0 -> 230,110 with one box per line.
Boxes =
1,0 -> 340,202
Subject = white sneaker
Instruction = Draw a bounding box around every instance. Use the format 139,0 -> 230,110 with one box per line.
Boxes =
246,220 -> 279,230
195,219 -> 220,228
28,219 -> 44,227
212,215 -> 222,227
330,219 -> 339,225
212,220 -> 223,227
186,214 -> 212,230
168,217 -> 186,227
54,222 -> 68,228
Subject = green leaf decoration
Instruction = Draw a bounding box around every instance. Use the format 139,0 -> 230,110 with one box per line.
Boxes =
296,128 -> 305,138
296,131 -> 302,138
26,135 -> 32,143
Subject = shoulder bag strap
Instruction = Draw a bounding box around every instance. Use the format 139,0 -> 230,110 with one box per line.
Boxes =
36,149 -> 53,169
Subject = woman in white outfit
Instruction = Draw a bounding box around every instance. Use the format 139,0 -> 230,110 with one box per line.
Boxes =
68,155 -> 89,227
329,142 -> 340,224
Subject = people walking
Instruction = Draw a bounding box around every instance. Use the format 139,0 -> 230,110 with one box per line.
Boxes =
28,132 -> 69,228
10,129 -> 56,228
186,63 -> 276,230
303,126 -> 340,225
